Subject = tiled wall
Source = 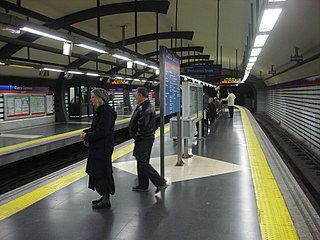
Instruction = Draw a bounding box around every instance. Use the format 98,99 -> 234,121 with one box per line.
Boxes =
266,84 -> 320,153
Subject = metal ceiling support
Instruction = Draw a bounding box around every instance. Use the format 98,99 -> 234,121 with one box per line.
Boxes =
53,1 -> 170,26
180,55 -> 210,61
145,46 -> 203,57
181,60 -> 215,66
0,1 -> 166,64
216,0 -> 220,63
116,31 -> 194,46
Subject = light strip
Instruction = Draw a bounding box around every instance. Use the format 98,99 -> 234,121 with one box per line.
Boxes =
112,54 -> 131,61
86,73 -> 100,76
259,8 -> 283,32
250,48 -> 262,57
76,44 -> 108,54
20,27 -> 68,42
0,62 -> 5,65
248,57 -> 258,63
133,60 -> 148,66
148,65 -> 159,70
253,34 -> 269,47
9,64 -> 34,69
68,70 -> 83,75
43,67 -> 64,72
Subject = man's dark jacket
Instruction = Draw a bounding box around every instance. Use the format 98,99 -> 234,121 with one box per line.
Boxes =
84,104 -> 117,179
129,99 -> 156,140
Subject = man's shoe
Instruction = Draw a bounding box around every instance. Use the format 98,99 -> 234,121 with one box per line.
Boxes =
155,181 -> 168,193
92,197 -> 103,204
92,201 -> 111,210
132,186 -> 149,192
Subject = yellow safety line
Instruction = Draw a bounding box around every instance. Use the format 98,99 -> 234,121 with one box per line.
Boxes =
0,117 -> 131,153
237,106 -> 298,240
0,125 -> 169,221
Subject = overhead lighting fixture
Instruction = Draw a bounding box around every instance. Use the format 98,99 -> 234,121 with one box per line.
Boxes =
127,61 -> 133,69
148,65 -> 159,70
1,24 -> 21,34
20,26 -> 69,42
250,48 -> 262,57
86,72 -> 100,77
0,62 -> 5,65
268,0 -> 286,2
259,8 -> 283,32
133,60 -> 148,66
43,67 -> 64,72
248,57 -> 258,63
9,64 -> 34,69
63,41 -> 73,56
155,69 -> 160,75
68,70 -> 83,75
112,54 -> 131,61
76,43 -> 108,54
247,62 -> 255,67
253,34 -> 269,47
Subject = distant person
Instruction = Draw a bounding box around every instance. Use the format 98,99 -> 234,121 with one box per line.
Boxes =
213,97 -> 221,113
207,97 -> 216,125
129,87 -> 168,193
196,89 -> 210,136
222,89 -> 236,118
80,88 -> 117,209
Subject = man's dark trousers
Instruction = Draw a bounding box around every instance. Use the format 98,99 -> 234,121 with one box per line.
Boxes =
133,135 -> 164,188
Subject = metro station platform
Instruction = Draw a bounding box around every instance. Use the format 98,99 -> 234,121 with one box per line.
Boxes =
0,107 -> 319,240
0,115 -> 132,166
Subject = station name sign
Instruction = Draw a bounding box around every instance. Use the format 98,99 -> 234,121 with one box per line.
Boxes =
180,65 -> 222,75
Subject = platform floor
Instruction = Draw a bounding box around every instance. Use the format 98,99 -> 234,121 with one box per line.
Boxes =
0,109 -> 319,240
0,115 -> 131,148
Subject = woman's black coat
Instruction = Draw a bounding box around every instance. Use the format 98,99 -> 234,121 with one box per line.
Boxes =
84,104 -> 117,179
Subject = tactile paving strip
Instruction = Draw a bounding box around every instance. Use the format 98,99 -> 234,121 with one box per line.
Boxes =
238,106 -> 298,240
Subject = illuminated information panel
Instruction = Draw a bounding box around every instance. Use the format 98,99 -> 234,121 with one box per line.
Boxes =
161,46 -> 180,116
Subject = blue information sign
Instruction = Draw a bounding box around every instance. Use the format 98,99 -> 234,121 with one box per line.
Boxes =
162,47 -> 180,116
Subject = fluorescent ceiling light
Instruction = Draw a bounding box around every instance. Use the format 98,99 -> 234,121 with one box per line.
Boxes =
259,8 -> 282,32
76,44 -> 108,54
254,34 -> 269,47
63,42 -> 72,56
247,62 -> 255,67
127,61 -> 133,69
0,62 -> 5,65
250,48 -> 262,57
20,27 -> 68,42
9,64 -> 34,69
68,70 -> 83,75
148,65 -> 159,70
269,0 -> 286,2
248,57 -> 258,63
134,60 -> 148,66
43,67 -> 63,72
112,54 -> 131,61
155,69 -> 160,75
86,73 -> 100,76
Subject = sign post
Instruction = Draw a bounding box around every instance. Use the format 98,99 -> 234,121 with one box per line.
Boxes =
159,46 -> 182,176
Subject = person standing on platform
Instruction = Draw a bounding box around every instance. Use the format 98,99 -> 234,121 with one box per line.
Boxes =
80,88 -> 117,209
129,87 -> 168,194
222,89 -> 236,118
207,97 -> 216,125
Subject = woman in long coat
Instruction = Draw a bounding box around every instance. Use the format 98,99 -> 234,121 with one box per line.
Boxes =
80,88 -> 117,209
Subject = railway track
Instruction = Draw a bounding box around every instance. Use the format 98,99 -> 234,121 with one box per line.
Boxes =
254,113 -> 320,215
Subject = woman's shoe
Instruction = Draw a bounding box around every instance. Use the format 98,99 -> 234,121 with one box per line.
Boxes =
92,197 -> 103,204
92,201 -> 111,210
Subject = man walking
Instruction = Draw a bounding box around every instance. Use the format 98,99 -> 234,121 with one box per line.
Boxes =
129,87 -> 168,193
222,89 -> 236,118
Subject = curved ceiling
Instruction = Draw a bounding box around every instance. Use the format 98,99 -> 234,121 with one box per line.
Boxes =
0,0 -> 319,86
